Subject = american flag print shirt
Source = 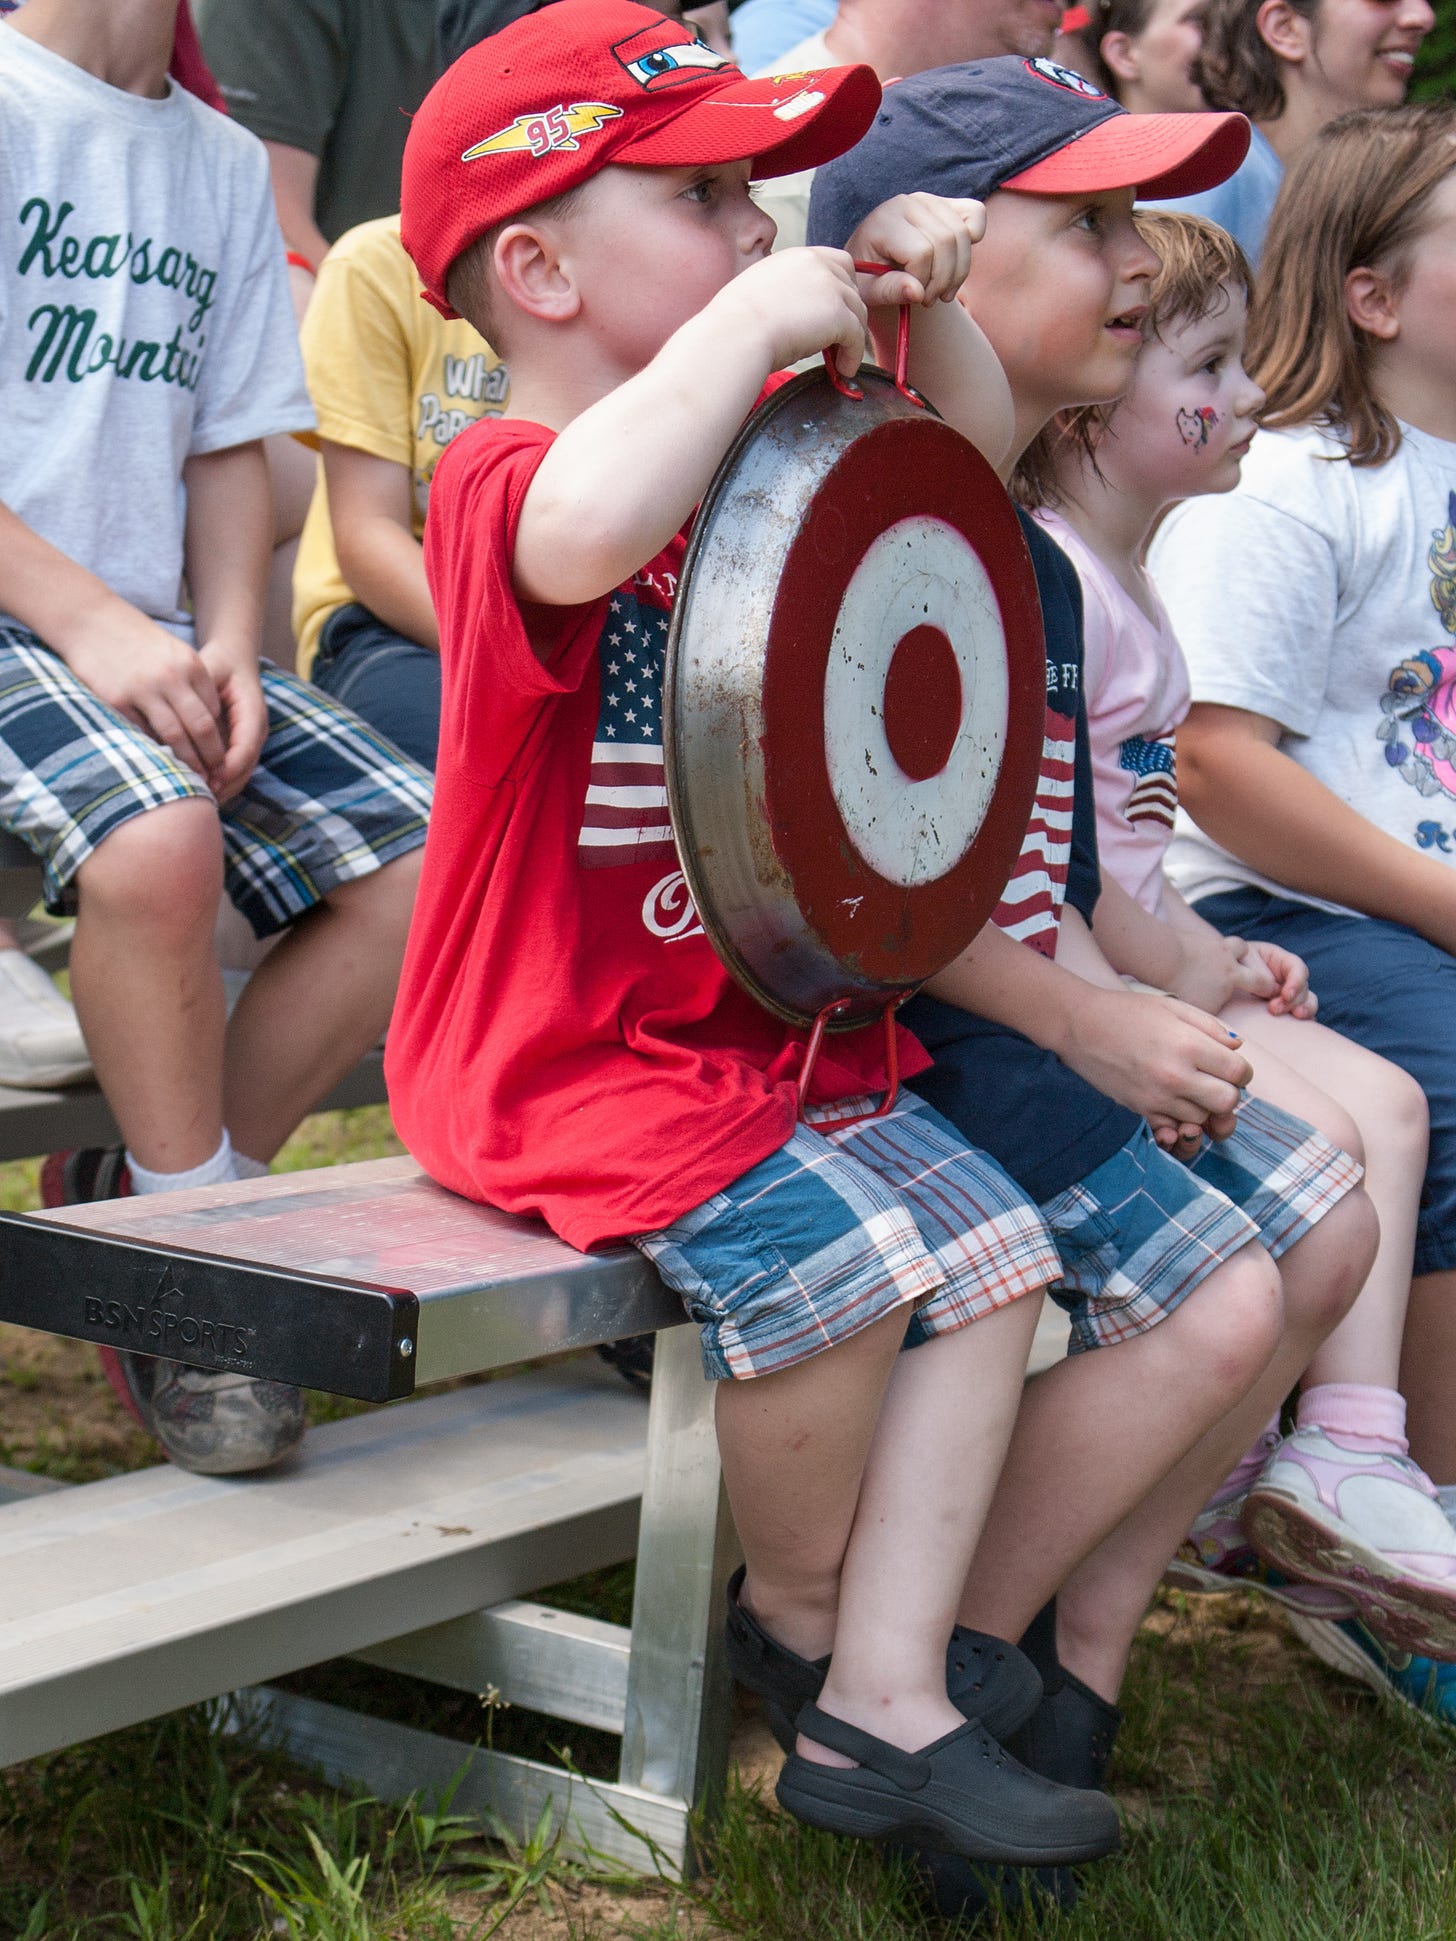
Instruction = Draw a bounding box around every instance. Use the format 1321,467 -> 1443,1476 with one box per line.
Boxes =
578,572 -> 678,870
991,660 -> 1076,957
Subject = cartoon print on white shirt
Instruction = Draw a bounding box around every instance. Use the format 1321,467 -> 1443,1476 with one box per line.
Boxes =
1378,490 -> 1456,804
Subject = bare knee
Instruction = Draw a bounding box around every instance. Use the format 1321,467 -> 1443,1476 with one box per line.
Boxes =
1358,1060 -> 1430,1173
75,800 -> 222,937
1281,1186 -> 1379,1338
323,847 -> 422,927
1174,1243 -> 1285,1399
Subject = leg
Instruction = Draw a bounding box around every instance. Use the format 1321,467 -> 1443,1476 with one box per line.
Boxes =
223,848 -> 421,1162
1201,894 -> 1456,1484
212,662 -> 430,1162
813,1292 -> 1042,1755
1401,1270 -> 1456,1484
1230,999 -> 1428,1390
69,798 -> 228,1172
1055,1184 -> 1374,1698
959,1241 -> 1284,1679
309,609 -> 443,773
717,1304 -> 911,1664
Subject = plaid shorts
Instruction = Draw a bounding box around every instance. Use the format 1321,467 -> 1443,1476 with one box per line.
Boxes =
1044,1097 -> 1363,1354
0,622 -> 431,936
634,1095 -> 1059,1381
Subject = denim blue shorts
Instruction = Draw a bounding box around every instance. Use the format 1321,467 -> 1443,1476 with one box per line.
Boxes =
0,619 -> 431,937
1199,887 -> 1456,1275
633,1095 -> 1059,1381
311,603 -> 441,774
1043,1098 -> 1362,1354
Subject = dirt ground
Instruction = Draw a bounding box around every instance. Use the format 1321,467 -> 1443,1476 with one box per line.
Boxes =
0,1320 -> 155,1479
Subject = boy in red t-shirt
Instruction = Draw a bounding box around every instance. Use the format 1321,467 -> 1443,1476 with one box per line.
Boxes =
389,0 -> 1121,1865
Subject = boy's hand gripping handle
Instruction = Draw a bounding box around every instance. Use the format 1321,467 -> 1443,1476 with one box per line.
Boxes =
821,262 -> 926,408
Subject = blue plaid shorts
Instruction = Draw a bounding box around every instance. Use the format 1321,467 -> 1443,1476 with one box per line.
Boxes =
634,1095 -> 1059,1381
1044,1097 -> 1362,1354
0,621 -> 431,936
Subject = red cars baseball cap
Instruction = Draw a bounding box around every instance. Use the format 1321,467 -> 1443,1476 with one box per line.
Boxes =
401,0 -> 881,315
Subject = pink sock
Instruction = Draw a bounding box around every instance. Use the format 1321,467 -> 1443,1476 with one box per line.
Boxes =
1214,1413 -> 1282,1501
1297,1382 -> 1408,1456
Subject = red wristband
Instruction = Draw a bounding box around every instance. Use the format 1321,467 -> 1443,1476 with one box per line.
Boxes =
285,250 -> 317,276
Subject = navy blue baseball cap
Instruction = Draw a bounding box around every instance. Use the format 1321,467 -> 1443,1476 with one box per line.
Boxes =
807,56 -> 1249,248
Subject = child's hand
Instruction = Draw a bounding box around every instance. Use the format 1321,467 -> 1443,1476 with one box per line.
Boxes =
60,605 -> 229,793
720,246 -> 868,380
1059,986 -> 1252,1143
198,638 -> 267,803
1234,940 -> 1317,1019
844,194 -> 986,308
1170,927 -> 1257,1015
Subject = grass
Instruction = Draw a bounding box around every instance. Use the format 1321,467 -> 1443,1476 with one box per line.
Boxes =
3,1109 -> 1456,1935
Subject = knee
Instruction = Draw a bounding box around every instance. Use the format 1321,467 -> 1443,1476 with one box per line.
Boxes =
1283,1186 -> 1379,1338
75,800 -> 222,934
326,846 -> 422,929
1363,1062 -> 1430,1171
1177,1243 -> 1285,1400
1317,1098 -> 1366,1171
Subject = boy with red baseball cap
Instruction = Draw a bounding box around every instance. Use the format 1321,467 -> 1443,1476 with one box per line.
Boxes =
390,0 -> 1123,1867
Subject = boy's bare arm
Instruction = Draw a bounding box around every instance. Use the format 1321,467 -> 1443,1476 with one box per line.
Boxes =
0,500 -> 229,787
183,442 -> 272,803
1180,701 -> 1456,956
263,140 -> 331,274
923,911 -> 1251,1138
322,444 -> 439,653
843,194 -> 1013,468
512,248 -> 868,607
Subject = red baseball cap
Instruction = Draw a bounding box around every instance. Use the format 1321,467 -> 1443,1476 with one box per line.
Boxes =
401,0 -> 881,315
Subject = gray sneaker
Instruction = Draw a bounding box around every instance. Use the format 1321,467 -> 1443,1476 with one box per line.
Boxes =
117,1351 -> 306,1476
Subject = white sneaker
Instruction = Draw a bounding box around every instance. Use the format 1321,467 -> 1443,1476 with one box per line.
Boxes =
1243,1424 -> 1456,1659
0,949 -> 91,1088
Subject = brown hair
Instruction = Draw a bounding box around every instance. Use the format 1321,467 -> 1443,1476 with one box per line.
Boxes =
1014,210 -> 1253,507
1192,0 -> 1316,119
1248,102 -> 1456,467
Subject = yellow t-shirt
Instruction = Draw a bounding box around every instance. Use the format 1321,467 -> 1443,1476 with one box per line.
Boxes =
291,215 -> 509,676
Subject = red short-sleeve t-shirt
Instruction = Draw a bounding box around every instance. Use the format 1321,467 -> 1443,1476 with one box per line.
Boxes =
385,418 -> 929,1250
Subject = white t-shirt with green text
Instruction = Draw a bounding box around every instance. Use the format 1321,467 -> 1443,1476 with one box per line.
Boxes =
0,26 -> 313,642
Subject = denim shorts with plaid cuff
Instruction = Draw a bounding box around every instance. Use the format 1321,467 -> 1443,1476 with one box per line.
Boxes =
633,1094 -> 1059,1382
1044,1097 -> 1362,1355
0,622 -> 431,936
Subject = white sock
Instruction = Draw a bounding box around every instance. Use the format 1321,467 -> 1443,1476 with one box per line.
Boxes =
126,1131 -> 237,1196
231,1149 -> 270,1181
1438,1485 -> 1456,1529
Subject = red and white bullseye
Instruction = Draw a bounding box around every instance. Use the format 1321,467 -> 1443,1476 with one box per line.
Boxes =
823,517 -> 1009,889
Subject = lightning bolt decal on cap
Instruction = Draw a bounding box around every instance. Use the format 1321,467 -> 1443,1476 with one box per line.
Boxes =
462,101 -> 623,162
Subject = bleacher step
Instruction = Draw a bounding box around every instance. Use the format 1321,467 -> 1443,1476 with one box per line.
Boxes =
0,1362 -> 648,1768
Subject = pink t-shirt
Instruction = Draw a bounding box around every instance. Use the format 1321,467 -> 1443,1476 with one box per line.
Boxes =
1035,509 -> 1189,917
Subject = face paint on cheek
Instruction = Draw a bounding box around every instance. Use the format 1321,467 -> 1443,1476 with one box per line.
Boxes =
1175,405 -> 1219,448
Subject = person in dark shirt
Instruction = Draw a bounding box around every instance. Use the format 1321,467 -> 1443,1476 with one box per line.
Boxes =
810,52 -> 1377,1914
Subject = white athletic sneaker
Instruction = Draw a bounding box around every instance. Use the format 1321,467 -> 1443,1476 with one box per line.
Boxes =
1243,1425 -> 1456,1659
0,948 -> 91,1088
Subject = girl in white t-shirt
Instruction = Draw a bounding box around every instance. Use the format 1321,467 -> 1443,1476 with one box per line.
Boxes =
1022,204 -> 1456,1720
1150,110 -> 1456,1593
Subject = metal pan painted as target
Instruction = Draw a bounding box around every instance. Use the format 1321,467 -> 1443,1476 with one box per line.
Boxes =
664,365 -> 1046,1030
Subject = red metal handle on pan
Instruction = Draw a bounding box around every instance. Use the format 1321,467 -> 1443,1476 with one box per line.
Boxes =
796,996 -> 909,1133
821,262 -> 926,408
